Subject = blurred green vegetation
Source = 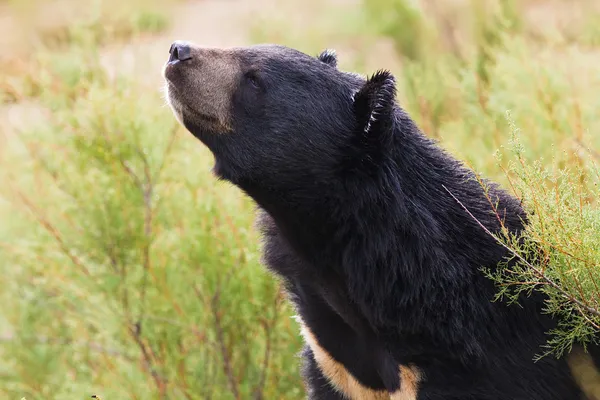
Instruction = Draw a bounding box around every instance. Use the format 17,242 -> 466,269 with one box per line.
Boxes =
1,0 -> 600,398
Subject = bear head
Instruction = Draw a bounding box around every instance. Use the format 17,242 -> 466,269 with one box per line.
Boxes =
162,41 -> 398,195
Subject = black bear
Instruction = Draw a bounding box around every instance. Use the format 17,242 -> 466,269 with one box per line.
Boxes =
162,41 -> 600,399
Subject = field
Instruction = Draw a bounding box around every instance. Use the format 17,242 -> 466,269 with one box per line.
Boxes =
1,0 -> 600,398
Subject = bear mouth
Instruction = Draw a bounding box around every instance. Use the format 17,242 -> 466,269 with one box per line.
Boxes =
163,80 -> 229,133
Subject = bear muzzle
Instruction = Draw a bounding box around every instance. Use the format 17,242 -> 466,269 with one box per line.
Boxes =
162,41 -> 238,134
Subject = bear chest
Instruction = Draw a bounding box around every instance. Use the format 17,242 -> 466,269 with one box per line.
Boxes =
289,280 -> 422,400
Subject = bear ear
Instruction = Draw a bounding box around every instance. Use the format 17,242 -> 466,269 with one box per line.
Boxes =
317,49 -> 337,68
353,69 -> 396,148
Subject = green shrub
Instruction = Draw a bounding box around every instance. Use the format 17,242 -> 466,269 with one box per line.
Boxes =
363,0 -> 431,62
0,54 -> 303,400
480,113 -> 600,359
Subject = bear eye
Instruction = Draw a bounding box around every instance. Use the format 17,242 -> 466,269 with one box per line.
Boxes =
244,71 -> 261,89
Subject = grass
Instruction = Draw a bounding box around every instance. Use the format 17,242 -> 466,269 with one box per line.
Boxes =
1,0 -> 600,398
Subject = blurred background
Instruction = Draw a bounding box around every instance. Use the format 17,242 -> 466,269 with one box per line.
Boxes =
1,0 -> 600,398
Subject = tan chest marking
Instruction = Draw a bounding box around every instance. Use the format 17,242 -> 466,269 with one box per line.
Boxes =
298,318 -> 421,400
568,347 -> 600,400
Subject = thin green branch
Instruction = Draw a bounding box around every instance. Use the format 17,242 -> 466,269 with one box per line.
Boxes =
442,184 -> 600,322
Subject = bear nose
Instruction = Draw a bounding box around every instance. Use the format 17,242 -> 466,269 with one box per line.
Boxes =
168,41 -> 193,63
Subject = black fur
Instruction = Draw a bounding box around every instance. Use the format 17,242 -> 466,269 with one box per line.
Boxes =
176,44 -> 599,399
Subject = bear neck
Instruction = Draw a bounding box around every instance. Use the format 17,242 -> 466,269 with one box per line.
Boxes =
234,112 -> 534,357
237,114 -> 527,275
